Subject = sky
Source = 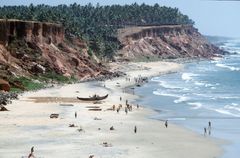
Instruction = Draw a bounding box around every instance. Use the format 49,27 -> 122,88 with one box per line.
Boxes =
0,0 -> 239,37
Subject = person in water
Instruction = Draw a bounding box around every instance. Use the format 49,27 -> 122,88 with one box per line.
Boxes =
208,121 -> 212,135
208,121 -> 211,130
204,127 -> 207,136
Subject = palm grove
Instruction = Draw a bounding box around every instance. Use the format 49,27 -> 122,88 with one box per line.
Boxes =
0,3 -> 194,59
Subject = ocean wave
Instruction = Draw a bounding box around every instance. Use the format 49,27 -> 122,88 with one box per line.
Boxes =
193,81 -> 216,89
216,63 -> 240,71
218,96 -> 240,99
194,81 -> 205,86
181,73 -> 198,81
174,96 -> 190,103
158,81 -> 183,89
214,108 -> 240,117
166,118 -> 186,121
151,77 -> 161,82
188,102 -> 203,109
210,58 -> 222,64
153,90 -> 179,98
224,104 -> 240,112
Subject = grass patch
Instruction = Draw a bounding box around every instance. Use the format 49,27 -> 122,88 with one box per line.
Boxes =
11,77 -> 45,91
9,72 -> 78,92
39,72 -> 77,84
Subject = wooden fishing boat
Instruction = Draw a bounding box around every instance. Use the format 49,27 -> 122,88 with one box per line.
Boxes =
77,94 -> 108,101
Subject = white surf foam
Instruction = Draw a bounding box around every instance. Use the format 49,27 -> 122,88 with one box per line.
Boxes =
218,96 -> 240,99
174,96 -> 190,103
188,102 -> 203,109
167,118 -> 186,121
153,90 -> 179,98
151,77 -> 161,82
194,81 -> 205,86
214,108 -> 240,117
158,81 -> 182,89
216,63 -> 240,71
224,104 -> 240,112
181,73 -> 198,82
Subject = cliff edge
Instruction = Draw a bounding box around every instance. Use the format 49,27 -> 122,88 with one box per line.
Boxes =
117,25 -> 226,61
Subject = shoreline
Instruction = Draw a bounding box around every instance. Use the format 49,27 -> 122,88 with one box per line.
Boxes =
0,61 -> 223,158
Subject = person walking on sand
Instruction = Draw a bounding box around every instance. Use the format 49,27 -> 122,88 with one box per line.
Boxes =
28,146 -> 35,158
165,120 -> 168,128
120,96 -> 122,101
75,111 -> 77,118
134,126 -> 137,133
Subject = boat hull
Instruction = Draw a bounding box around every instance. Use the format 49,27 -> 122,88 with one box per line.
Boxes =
77,94 -> 108,101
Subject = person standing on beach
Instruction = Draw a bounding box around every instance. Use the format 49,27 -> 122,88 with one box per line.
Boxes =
165,120 -> 168,128
134,126 -> 137,133
75,112 -> 77,118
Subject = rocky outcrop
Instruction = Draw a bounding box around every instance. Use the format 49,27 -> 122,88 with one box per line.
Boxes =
0,79 -> 10,91
0,19 -> 110,81
117,25 -> 227,60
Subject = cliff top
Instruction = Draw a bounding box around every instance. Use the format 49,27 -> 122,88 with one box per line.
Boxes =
0,19 -> 62,27
118,24 -> 194,42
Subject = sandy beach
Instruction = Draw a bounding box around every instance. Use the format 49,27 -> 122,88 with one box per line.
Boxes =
0,61 -> 223,158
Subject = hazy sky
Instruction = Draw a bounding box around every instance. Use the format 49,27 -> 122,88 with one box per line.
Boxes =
1,0 -> 239,37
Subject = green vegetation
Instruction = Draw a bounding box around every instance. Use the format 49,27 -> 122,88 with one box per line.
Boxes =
11,77 -> 45,91
9,73 -> 77,92
39,72 -> 77,83
0,3 -> 194,58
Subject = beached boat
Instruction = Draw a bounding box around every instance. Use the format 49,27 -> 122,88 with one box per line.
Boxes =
77,94 -> 108,101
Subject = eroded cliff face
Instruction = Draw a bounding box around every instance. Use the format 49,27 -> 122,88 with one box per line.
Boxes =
117,25 -> 226,60
0,19 -> 109,80
0,19 -> 64,46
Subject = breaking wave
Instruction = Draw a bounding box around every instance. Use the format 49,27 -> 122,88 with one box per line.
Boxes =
216,63 -> 240,71
188,102 -> 203,109
181,73 -> 198,81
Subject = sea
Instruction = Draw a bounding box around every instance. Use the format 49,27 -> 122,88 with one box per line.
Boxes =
135,38 -> 240,158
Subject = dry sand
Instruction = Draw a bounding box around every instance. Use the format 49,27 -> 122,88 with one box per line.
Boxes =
0,61 -> 223,158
